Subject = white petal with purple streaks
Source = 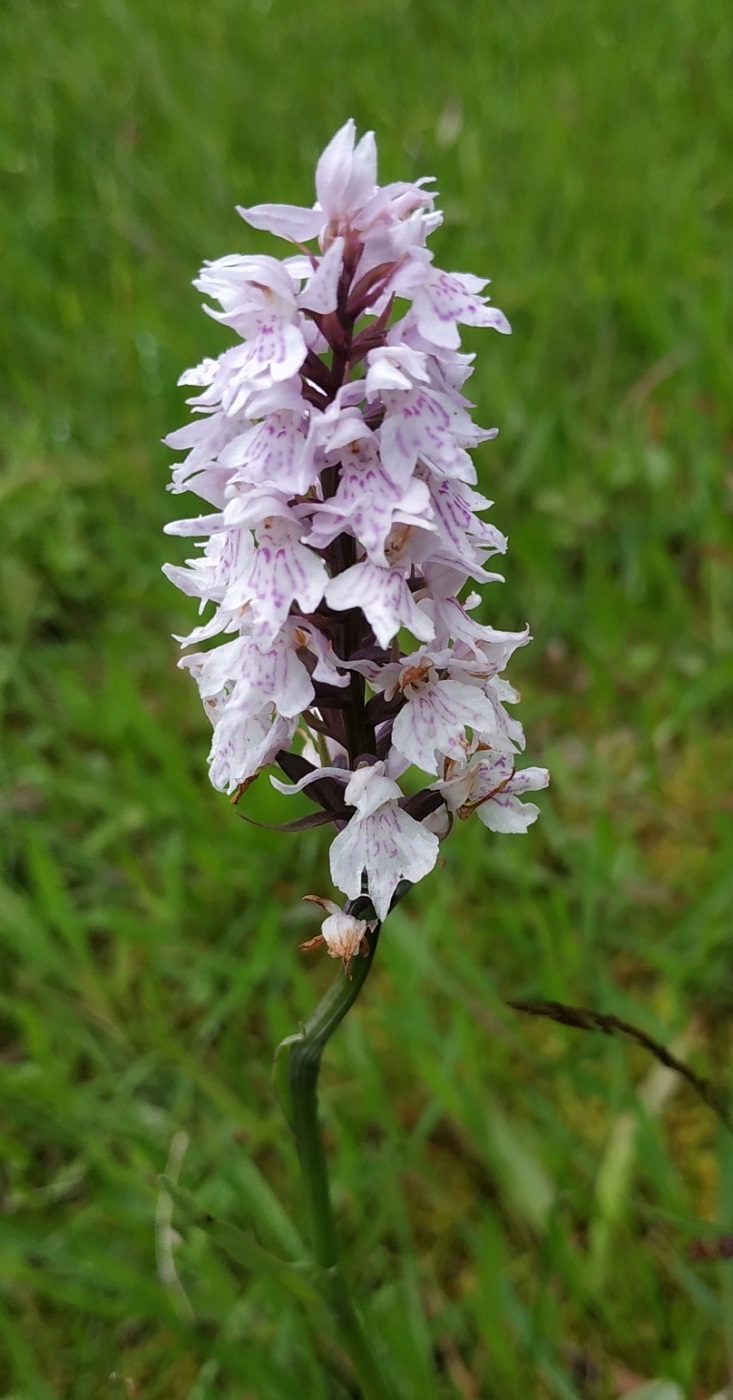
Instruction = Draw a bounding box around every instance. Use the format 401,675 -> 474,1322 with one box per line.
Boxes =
411,268 -> 511,350
325,561 -> 434,649
392,673 -> 497,772
329,764 -> 439,918
222,519 -> 328,644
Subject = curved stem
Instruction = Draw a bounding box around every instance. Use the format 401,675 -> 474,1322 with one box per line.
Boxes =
276,892 -> 403,1400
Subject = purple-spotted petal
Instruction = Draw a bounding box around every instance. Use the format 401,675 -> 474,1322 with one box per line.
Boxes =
325,561 -> 435,649
329,798 -> 439,919
392,677 -> 496,772
411,268 -> 512,350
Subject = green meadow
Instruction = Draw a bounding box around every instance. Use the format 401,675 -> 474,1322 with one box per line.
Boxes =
2,0 -> 733,1394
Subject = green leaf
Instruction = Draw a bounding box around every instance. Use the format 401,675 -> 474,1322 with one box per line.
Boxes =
159,1176 -> 323,1307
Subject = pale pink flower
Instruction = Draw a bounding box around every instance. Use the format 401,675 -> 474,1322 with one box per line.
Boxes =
221,516 -> 328,645
409,268 -> 511,351
325,561 -> 435,650
239,119 -> 435,255
436,750 -> 549,833
329,765 -> 440,920
388,654 -> 498,773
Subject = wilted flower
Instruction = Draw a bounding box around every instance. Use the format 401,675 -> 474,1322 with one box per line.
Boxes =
165,119 -> 548,935
300,895 -> 378,977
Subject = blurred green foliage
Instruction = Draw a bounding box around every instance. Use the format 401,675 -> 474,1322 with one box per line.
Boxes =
1,0 -> 733,1395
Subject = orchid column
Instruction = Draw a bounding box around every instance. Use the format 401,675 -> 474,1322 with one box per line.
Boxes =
165,121 -> 548,1394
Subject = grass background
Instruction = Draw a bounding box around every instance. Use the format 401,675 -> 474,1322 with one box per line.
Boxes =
2,0 -> 733,1395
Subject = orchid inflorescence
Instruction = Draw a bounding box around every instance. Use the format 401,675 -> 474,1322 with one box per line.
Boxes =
164,120 -> 548,965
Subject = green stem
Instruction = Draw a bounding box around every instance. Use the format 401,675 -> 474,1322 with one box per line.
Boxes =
276,891 -> 404,1400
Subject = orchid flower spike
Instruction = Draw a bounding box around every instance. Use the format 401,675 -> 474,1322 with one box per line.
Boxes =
165,120 -> 548,956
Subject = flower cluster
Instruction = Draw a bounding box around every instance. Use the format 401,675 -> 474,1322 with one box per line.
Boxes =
165,120 -> 548,957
